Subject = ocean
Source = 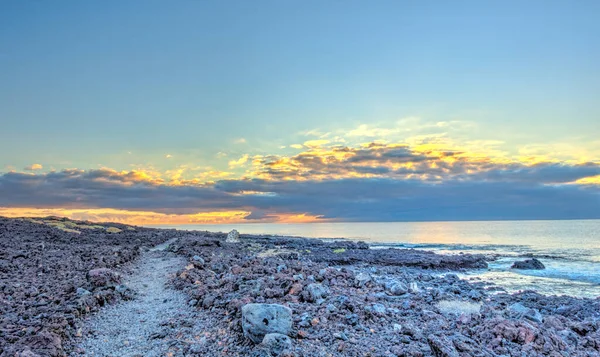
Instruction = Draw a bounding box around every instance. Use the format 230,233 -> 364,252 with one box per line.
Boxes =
150,220 -> 600,299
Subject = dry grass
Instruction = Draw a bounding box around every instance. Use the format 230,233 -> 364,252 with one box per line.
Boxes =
257,248 -> 296,258
436,300 -> 481,316
78,225 -> 106,230
106,227 -> 122,233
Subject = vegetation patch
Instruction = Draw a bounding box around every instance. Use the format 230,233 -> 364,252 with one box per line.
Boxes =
436,300 -> 481,316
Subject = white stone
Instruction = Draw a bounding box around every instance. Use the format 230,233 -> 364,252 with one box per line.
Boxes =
226,229 -> 240,243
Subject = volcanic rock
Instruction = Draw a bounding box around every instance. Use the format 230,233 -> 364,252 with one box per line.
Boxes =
242,303 -> 293,343
226,229 -> 240,243
511,258 -> 545,270
87,268 -> 121,288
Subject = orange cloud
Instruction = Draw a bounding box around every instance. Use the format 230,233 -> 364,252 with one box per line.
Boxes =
0,207 -> 325,225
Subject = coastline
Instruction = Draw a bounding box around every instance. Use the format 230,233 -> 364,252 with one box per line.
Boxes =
1,217 -> 599,356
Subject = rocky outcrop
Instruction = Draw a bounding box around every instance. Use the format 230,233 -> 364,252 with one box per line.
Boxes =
511,258 -> 545,270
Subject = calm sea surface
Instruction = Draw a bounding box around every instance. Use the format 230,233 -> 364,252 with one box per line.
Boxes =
150,220 -> 600,298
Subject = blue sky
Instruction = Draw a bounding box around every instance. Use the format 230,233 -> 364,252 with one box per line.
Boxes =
0,1 -> 599,223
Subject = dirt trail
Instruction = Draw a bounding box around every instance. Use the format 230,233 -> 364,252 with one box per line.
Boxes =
72,239 -> 195,357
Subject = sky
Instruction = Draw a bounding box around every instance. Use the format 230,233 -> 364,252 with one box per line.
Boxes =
1,0 -> 599,224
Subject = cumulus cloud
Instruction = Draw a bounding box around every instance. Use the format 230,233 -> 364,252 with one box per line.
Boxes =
24,164 -> 43,171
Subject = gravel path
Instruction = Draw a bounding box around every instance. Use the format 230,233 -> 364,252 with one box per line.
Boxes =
72,240 -> 195,357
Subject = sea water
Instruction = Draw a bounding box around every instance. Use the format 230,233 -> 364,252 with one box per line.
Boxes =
151,220 -> 600,298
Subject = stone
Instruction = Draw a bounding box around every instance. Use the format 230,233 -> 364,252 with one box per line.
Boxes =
87,268 -> 121,288
76,287 -> 91,296
511,258 -> 545,270
242,303 -> 293,343
261,333 -> 293,356
386,280 -> 408,296
226,229 -> 240,243
354,272 -> 372,287
303,283 -> 329,303
365,303 -> 387,316
408,282 -> 420,293
509,303 -> 544,323
427,334 -> 460,357
192,255 -> 205,264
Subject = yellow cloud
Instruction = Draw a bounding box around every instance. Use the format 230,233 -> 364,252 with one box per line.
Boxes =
25,163 -> 43,171
228,154 -> 250,168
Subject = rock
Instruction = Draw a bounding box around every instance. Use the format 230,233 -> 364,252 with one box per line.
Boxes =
509,303 -> 544,323
192,255 -> 205,264
427,334 -> 459,357
261,333 -> 293,356
16,350 -> 41,357
242,303 -> 293,343
385,280 -> 408,296
87,268 -> 121,288
365,303 -> 387,316
303,283 -> 329,303
393,323 -> 402,332
226,229 -> 240,243
511,258 -> 545,270
76,287 -> 91,296
354,272 -> 372,287
115,284 -> 135,300
408,282 -> 420,293
345,313 -> 359,326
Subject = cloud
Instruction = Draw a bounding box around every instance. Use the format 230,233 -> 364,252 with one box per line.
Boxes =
1,159 -> 599,223
234,138 -> 247,144
228,154 -> 250,168
24,164 -> 43,171
290,144 -> 304,149
165,154 -> 173,159
303,140 -> 330,148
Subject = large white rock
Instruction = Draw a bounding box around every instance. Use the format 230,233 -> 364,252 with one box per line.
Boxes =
226,229 -> 240,243
242,304 -> 293,343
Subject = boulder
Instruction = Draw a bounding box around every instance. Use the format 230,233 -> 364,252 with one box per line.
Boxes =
261,333 -> 293,356
87,268 -> 121,288
509,303 -> 544,323
385,280 -> 408,296
303,283 -> 329,303
226,229 -> 240,243
242,303 -> 293,343
511,258 -> 545,270
354,272 -> 372,287
427,334 -> 459,357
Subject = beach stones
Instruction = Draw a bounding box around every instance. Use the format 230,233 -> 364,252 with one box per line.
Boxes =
242,303 -> 293,343
226,229 -> 240,243
303,283 -> 329,303
87,268 -> 121,288
511,258 -> 545,270
385,280 -> 408,296
508,303 -> 544,323
261,333 -> 293,355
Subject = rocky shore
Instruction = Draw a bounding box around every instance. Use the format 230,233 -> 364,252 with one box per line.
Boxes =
1,217 -> 599,356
